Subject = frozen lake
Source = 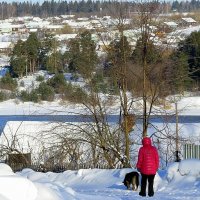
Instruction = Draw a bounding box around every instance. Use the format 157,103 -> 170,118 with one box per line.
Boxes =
0,115 -> 199,129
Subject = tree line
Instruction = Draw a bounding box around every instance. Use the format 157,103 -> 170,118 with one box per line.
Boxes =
0,0 -> 200,19
172,0 -> 200,12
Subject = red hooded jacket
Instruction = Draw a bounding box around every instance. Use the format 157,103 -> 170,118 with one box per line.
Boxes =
136,137 -> 159,175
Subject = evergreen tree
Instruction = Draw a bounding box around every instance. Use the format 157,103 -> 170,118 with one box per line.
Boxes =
43,36 -> 63,74
106,36 -> 132,90
47,73 -> 66,93
25,32 -> 40,74
64,39 -> 80,73
46,51 -> 63,74
132,38 -> 161,65
37,82 -> 55,101
178,31 -> 200,82
10,40 -> 27,78
168,51 -> 191,93
171,0 -> 180,11
66,30 -> 98,79
39,33 -> 57,71
0,73 -> 17,91
77,30 -> 98,79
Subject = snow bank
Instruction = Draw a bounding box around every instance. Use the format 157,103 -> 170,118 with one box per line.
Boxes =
1,162 -> 200,200
0,163 -> 14,175
167,159 -> 200,183
0,163 -> 37,200
179,159 -> 200,177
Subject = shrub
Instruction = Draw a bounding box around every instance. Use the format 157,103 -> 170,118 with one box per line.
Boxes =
20,90 -> 30,102
37,82 -> 55,101
72,86 -> 88,103
29,90 -> 39,103
61,83 -> 73,100
47,73 -> 66,93
0,91 -> 7,102
20,90 -> 39,103
36,75 -> 44,82
0,73 -> 17,91
62,83 -> 87,103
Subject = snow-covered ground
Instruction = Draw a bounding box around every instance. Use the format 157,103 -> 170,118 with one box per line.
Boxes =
0,95 -> 200,199
0,68 -> 199,115
1,159 -> 200,200
0,94 -> 200,115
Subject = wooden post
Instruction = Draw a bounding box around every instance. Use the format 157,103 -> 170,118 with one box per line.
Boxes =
175,102 -> 180,162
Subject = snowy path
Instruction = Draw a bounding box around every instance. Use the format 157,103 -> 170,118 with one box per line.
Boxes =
64,187 -> 200,200
1,163 -> 200,200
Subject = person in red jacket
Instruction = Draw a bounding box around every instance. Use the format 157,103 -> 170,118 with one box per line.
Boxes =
136,137 -> 159,197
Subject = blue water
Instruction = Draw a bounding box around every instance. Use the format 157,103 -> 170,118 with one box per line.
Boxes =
0,115 -> 200,129
0,115 -> 120,128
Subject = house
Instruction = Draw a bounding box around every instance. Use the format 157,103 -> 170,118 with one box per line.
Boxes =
54,33 -> 77,42
62,20 -> 91,31
0,42 -> 13,55
44,25 -> 64,34
0,57 -> 9,67
181,17 -> 197,27
0,23 -> 12,34
52,16 -> 62,23
77,17 -> 89,21
162,21 -> 178,33
60,15 -> 75,19
10,24 -> 27,34
26,21 -> 39,32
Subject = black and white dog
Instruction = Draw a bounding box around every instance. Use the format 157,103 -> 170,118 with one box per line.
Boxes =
123,171 -> 139,191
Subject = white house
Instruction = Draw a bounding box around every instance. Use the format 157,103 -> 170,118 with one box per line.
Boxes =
44,25 -> 64,33
0,23 -> 12,34
0,42 -> 13,55
181,17 -> 197,27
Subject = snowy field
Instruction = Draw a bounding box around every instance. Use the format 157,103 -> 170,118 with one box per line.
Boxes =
1,159 -> 200,200
1,94 -> 200,115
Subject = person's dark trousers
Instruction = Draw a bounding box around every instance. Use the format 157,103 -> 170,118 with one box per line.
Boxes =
139,174 -> 155,197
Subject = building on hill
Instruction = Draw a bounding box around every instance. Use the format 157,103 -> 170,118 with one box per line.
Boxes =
44,25 -> 64,34
180,17 -> 197,27
0,42 -> 13,55
163,21 -> 178,33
